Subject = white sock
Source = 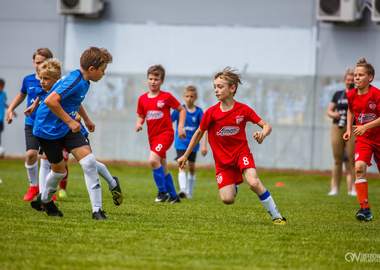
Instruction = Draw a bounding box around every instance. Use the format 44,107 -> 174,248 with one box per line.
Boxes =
79,154 -> 102,212
97,161 -> 116,190
42,170 -> 66,202
188,173 -> 196,196
178,171 -> 187,192
25,161 -> 38,186
259,190 -> 282,220
39,158 -> 51,195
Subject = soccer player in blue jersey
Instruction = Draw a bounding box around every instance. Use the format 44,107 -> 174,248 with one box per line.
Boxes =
25,58 -> 122,213
0,78 -> 11,152
6,48 -> 53,201
171,86 -> 208,198
32,47 -> 119,220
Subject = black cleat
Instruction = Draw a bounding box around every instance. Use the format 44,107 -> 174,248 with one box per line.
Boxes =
167,196 -> 181,203
111,176 -> 123,206
31,199 -> 43,211
155,191 -> 169,202
92,210 -> 107,220
37,193 -> 63,217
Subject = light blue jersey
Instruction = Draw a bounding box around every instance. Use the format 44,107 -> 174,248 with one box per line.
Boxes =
33,69 -> 90,140
171,105 -> 203,152
20,74 -> 40,126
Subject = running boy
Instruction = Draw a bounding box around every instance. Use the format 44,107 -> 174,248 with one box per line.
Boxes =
6,48 -> 54,201
136,64 -> 186,203
343,57 -> 380,222
177,67 -> 286,225
32,47 -> 121,220
25,58 -> 122,212
171,85 -> 207,198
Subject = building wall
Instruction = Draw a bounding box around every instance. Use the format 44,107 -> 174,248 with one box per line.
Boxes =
1,0 -> 380,172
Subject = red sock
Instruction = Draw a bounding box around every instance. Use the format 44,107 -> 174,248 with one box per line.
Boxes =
59,165 -> 68,190
355,179 -> 370,209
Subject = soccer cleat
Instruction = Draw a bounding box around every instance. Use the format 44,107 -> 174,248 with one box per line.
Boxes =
167,196 -> 181,203
155,191 -> 169,202
58,189 -> 67,199
328,190 -> 338,196
30,199 -> 43,211
23,185 -> 39,201
272,217 -> 287,225
111,177 -> 123,206
36,194 -> 63,217
355,208 -> 372,222
92,210 -> 107,220
178,191 -> 187,199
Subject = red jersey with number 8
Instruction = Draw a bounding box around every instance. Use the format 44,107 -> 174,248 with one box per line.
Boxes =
137,91 -> 180,142
200,101 -> 261,167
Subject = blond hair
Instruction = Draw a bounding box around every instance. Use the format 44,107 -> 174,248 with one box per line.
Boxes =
184,85 -> 197,97
344,67 -> 354,79
355,57 -> 375,78
38,58 -> 62,78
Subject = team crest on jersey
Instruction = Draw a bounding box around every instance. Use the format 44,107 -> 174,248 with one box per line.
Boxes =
192,117 -> 197,123
216,174 -> 223,184
236,115 -> 244,124
157,100 -> 165,108
369,101 -> 377,110
217,126 -> 239,136
146,110 -> 164,120
357,113 -> 377,124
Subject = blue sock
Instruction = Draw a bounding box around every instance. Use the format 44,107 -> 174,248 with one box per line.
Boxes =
153,166 -> 166,192
165,173 -> 178,197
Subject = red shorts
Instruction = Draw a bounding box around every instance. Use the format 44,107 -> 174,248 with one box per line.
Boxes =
149,134 -> 174,159
215,153 -> 255,189
355,138 -> 380,168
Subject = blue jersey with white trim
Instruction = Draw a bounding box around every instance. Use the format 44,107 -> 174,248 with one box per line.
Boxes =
33,69 -> 90,140
171,105 -> 203,152
20,74 -> 40,126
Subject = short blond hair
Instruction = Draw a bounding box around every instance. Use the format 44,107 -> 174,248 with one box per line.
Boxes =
38,58 -> 62,78
184,85 -> 197,97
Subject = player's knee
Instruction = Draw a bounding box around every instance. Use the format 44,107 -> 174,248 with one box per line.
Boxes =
79,153 -> 97,171
25,150 -> 38,164
355,163 -> 366,178
149,157 -> 160,169
222,197 -> 235,204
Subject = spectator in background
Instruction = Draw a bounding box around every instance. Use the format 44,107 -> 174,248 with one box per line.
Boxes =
326,68 -> 356,196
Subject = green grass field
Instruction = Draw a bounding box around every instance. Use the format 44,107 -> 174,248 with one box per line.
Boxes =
0,160 -> 379,270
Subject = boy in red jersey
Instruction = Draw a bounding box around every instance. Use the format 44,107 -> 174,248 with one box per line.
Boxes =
177,67 -> 286,225
343,58 -> 380,222
136,65 -> 186,203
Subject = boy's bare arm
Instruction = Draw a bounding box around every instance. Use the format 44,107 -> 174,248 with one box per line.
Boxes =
78,104 -> 95,132
177,105 -> 187,140
6,93 -> 26,124
343,109 -> 354,141
353,116 -> 380,137
135,115 -> 145,132
178,128 -> 205,169
24,97 -> 40,116
253,120 -> 272,144
201,130 -> 208,156
45,91 -> 81,133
